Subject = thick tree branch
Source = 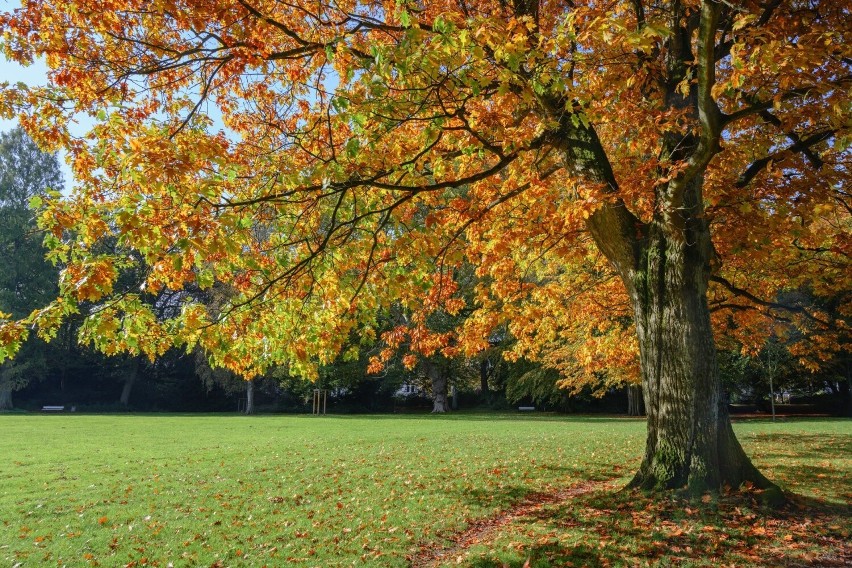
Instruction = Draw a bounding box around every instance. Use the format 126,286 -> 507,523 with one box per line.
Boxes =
735,129 -> 836,188
722,88 -> 810,126
533,92 -> 645,281
710,275 -> 830,327
758,110 -> 824,169
631,0 -> 646,29
665,0 -> 722,212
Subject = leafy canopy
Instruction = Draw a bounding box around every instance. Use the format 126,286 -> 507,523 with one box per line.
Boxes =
0,1 -> 848,380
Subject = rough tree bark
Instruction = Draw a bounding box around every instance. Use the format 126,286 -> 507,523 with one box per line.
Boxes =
627,221 -> 772,492
586,192 -> 777,495
552,1 -> 779,498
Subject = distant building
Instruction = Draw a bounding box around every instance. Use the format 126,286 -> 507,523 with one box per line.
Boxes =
395,383 -> 423,397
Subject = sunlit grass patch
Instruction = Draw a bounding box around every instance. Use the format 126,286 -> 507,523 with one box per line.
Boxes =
738,419 -> 851,504
0,414 -> 641,566
0,414 -> 847,567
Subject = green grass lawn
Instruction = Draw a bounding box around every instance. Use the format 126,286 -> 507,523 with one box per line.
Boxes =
0,414 -> 848,567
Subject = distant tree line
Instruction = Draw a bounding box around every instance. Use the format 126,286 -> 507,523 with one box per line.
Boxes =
1,127 -> 849,415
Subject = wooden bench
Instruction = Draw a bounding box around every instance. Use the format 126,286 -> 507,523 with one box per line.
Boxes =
41,405 -> 65,412
518,406 -> 535,411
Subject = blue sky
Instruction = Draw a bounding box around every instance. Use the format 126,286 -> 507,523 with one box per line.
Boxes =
0,57 -> 49,130
1,0 -> 81,191
0,0 -> 273,193
1,55 -> 79,191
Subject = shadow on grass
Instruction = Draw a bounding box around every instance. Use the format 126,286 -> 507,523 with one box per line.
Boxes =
466,542 -> 604,568
770,462 -> 852,499
783,493 -> 852,518
451,466 -> 628,512
532,463 -> 621,482
440,474 -> 851,568
751,433 -> 852,460
424,422 -> 849,566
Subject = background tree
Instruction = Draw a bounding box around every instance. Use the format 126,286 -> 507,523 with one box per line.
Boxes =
718,288 -> 852,416
0,127 -> 63,409
315,337 -> 412,413
0,1 -> 848,496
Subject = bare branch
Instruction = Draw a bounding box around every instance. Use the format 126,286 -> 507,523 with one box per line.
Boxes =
710,275 -> 830,327
735,129 -> 835,188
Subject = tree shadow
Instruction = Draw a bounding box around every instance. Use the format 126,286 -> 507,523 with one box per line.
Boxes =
438,481 -> 850,567
750,433 -> 852,461
533,463 -> 620,482
769,462 -> 851,501
465,542 -> 605,567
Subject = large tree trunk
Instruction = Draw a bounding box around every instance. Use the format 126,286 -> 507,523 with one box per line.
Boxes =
425,362 -> 449,413
547,5 -> 777,494
584,174 -> 777,496
617,221 -> 775,494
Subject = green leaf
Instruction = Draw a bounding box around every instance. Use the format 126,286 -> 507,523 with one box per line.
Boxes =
345,137 -> 361,158
196,269 -> 215,289
433,16 -> 448,34
331,96 -> 349,112
28,195 -> 43,210
732,14 -> 757,31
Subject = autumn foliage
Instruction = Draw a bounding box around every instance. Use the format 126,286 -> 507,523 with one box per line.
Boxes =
0,0 -> 849,490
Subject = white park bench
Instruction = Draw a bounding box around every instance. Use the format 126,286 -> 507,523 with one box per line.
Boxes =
41,405 -> 65,412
